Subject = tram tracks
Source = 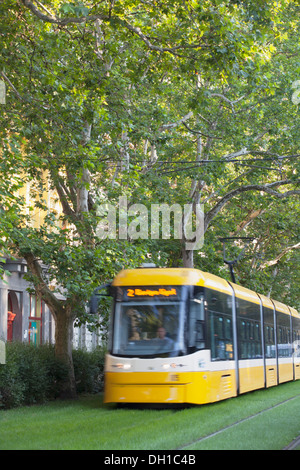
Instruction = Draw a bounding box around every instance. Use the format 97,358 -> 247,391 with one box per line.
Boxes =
177,394 -> 300,450
283,435 -> 300,450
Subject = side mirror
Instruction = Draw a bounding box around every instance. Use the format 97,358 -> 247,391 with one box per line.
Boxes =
89,283 -> 112,314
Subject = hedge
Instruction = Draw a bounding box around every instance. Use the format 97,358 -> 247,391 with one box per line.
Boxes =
0,342 -> 106,409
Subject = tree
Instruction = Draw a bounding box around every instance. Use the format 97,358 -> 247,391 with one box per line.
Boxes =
1,0 -> 299,396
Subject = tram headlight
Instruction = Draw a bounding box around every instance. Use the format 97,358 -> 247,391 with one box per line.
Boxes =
162,362 -> 186,369
162,363 -> 177,369
113,363 -> 131,369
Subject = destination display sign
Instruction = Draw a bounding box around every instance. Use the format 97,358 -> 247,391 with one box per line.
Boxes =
118,286 -> 182,301
127,287 -> 177,298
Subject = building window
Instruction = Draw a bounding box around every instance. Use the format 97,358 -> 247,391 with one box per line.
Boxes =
29,295 -> 42,346
7,291 -> 22,342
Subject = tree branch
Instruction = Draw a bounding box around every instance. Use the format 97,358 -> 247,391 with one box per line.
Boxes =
23,252 -> 63,317
21,1 -> 207,55
210,93 -> 246,113
182,121 -> 222,139
260,242 -> 300,269
159,111 -> 193,131
21,0 -> 109,24
204,180 -> 300,230
0,72 -> 24,101
118,19 -> 206,55
234,208 -> 267,233
54,178 -> 77,218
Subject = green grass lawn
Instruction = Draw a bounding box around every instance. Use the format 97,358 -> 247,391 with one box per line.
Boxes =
1,381 -> 300,450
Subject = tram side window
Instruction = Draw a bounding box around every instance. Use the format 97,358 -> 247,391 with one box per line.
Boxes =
293,329 -> 300,343
205,288 -> 234,361
188,292 -> 205,351
236,298 -> 262,360
276,311 -> 292,358
263,307 -> 276,359
292,317 -> 300,357
239,319 -> 261,359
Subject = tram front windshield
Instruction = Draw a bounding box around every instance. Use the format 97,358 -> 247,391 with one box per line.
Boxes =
112,292 -> 185,358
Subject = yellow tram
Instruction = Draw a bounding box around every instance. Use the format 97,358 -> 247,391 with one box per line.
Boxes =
103,267 -> 300,405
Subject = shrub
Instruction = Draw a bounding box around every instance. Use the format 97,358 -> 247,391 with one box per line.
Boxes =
0,342 -> 68,409
73,346 -> 106,394
0,342 -> 106,409
0,355 -> 25,409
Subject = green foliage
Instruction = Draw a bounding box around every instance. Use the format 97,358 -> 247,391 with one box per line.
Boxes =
0,0 -> 299,396
0,342 -> 106,409
72,347 -> 106,394
0,343 -> 68,408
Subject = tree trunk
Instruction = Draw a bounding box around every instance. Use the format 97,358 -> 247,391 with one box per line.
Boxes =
54,306 -> 77,399
23,253 -> 77,399
182,247 -> 194,268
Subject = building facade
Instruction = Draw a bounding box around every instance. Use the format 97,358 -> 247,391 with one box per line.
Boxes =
0,257 -> 102,351
0,173 -> 105,352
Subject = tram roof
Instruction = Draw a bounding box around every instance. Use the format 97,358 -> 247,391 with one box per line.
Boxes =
289,307 -> 300,319
272,299 -> 291,315
258,293 -> 274,309
230,282 -> 261,305
112,267 -> 298,315
112,267 -> 231,295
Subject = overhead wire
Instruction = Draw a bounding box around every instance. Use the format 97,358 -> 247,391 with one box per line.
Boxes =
96,154 -> 300,173
47,153 -> 300,176
60,154 -> 300,164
